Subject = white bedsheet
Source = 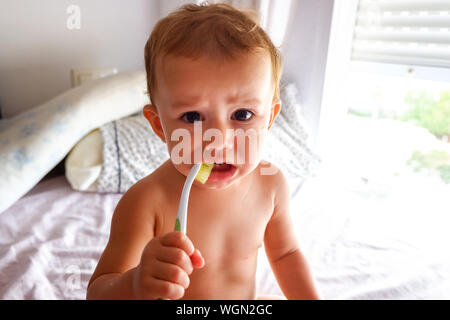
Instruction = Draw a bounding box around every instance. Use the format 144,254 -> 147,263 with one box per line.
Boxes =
0,176 -> 121,299
1,170 -> 449,299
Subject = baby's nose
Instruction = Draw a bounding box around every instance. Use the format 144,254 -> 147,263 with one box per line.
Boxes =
202,123 -> 234,161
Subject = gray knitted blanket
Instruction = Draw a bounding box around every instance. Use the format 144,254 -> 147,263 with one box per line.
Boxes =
97,82 -> 321,194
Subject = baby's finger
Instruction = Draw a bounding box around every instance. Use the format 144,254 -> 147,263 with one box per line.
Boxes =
153,260 -> 190,289
160,232 -> 195,256
149,277 -> 185,300
157,247 -> 194,275
190,249 -> 205,269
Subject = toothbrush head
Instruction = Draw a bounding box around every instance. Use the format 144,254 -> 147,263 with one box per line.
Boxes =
195,163 -> 214,184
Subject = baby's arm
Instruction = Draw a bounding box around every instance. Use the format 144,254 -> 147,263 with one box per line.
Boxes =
263,172 -> 320,300
86,181 -> 204,300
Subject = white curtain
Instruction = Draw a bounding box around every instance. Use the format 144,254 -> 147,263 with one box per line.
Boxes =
158,0 -> 293,48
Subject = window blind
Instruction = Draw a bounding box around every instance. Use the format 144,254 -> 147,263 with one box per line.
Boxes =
351,0 -> 450,68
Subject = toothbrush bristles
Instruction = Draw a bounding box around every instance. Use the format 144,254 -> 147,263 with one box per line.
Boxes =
195,163 -> 214,184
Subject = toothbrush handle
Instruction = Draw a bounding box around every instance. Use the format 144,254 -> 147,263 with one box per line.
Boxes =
175,164 -> 201,233
157,165 -> 201,300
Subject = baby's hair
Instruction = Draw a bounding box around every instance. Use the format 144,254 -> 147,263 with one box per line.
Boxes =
144,1 -> 283,107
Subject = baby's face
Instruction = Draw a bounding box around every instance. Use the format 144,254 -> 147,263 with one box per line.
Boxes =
145,51 -> 280,190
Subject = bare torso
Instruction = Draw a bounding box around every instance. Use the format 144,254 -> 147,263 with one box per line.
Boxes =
140,160 -> 275,299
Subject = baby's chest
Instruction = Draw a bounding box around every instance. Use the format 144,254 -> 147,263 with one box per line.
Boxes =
187,199 -> 273,261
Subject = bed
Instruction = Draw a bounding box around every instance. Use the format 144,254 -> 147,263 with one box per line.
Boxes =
1,72 -> 449,299
2,166 -> 449,299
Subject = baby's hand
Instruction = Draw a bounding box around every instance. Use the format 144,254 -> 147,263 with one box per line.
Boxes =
132,232 -> 205,300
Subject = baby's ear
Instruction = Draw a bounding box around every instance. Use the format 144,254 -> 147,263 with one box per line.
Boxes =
268,100 -> 281,130
143,104 -> 166,143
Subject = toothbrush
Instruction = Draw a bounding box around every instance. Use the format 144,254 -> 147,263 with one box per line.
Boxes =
158,163 -> 214,299
174,163 -> 214,233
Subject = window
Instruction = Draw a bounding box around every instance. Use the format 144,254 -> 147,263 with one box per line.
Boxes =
352,0 -> 450,69
350,0 -> 450,81
319,0 -> 450,204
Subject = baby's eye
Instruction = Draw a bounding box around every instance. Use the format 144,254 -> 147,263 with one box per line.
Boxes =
231,109 -> 254,121
180,111 -> 204,123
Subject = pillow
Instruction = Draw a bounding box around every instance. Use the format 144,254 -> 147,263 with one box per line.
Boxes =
0,71 -> 150,214
65,82 -> 321,195
65,113 -> 168,193
65,129 -> 103,192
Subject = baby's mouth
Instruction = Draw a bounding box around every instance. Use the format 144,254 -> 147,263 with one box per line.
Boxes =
212,163 -> 234,171
205,162 -> 237,183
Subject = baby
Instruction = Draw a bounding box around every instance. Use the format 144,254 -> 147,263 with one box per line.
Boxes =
87,2 -> 319,300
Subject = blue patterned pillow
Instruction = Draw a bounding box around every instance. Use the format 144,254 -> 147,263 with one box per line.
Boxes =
0,71 -> 149,214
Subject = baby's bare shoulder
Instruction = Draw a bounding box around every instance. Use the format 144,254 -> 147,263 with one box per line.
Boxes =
111,165 -> 169,232
253,161 -> 290,208
254,161 -> 289,191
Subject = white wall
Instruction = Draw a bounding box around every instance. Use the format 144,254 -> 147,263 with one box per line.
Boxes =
0,0 -> 335,146
0,0 -> 158,118
282,0 -> 334,145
